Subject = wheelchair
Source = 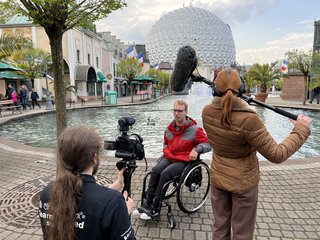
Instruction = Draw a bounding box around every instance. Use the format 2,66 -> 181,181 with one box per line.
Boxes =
138,158 -> 210,229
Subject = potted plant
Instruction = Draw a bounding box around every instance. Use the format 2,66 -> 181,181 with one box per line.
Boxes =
243,76 -> 256,96
245,63 -> 282,102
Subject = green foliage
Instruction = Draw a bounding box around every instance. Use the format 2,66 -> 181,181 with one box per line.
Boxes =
50,79 -> 77,96
0,34 -> 31,60
146,69 -> 170,90
286,49 -> 312,75
117,58 -> 142,83
243,76 -> 257,94
286,49 -> 320,104
2,0 -> 127,34
245,63 -> 282,93
117,58 -> 142,103
10,48 -> 51,80
274,79 -> 283,90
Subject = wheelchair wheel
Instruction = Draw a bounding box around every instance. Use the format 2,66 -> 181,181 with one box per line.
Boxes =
176,161 -> 210,213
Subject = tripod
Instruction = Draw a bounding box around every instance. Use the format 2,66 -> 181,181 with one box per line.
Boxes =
116,158 -> 138,197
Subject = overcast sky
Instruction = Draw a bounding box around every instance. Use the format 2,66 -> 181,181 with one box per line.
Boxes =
95,0 -> 319,65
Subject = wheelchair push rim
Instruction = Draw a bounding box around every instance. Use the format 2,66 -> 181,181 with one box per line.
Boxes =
176,161 -> 210,213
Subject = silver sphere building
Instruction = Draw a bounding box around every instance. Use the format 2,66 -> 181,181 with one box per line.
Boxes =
145,7 -> 236,69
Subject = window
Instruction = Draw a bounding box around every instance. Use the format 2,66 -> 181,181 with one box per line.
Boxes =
77,50 -> 80,62
88,54 -> 90,65
96,56 -> 99,68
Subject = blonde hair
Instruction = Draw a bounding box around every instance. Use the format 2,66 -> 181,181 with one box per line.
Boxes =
174,99 -> 188,111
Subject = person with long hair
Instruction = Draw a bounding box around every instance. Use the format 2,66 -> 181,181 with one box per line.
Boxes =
202,68 -> 312,240
39,125 -> 135,240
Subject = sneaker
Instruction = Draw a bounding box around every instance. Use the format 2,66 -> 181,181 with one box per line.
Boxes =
132,209 -> 142,216
140,212 -> 152,220
139,208 -> 159,221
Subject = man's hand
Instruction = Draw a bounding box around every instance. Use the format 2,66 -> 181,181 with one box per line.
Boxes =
109,168 -> 125,191
189,149 -> 198,161
123,191 -> 134,215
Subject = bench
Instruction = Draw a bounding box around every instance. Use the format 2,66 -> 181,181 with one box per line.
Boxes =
66,97 -> 75,108
0,100 -> 22,117
137,90 -> 152,100
78,96 -> 104,106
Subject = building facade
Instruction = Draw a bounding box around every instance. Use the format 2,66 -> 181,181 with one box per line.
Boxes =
0,15 -> 125,100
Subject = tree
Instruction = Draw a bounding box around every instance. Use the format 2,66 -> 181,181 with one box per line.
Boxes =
0,34 -> 31,60
146,68 -> 170,92
0,0 -> 126,138
117,58 -> 142,103
286,49 -> 314,105
245,63 -> 282,93
10,48 -> 51,87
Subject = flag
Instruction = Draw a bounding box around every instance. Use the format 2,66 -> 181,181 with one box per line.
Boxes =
125,45 -> 134,58
153,63 -> 159,70
281,60 -> 289,73
136,52 -> 144,66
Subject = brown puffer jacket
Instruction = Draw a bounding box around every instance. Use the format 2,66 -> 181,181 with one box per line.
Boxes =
202,97 -> 311,193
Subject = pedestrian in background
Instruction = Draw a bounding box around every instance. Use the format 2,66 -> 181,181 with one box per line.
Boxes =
309,86 -> 320,104
31,89 -> 41,109
11,90 -> 19,106
22,85 -> 32,110
5,83 -> 15,100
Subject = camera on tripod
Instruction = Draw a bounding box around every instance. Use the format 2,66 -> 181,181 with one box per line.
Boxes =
105,117 -> 145,195
105,116 -> 145,162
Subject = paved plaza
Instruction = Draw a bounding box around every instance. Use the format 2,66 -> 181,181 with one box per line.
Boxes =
0,95 -> 319,240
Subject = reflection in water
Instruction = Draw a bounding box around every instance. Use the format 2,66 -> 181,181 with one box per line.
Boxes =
0,95 -> 318,160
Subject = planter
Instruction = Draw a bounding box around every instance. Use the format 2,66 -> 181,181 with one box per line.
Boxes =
254,92 -> 268,102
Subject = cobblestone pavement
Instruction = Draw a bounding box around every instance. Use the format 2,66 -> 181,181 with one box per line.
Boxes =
0,95 -> 319,239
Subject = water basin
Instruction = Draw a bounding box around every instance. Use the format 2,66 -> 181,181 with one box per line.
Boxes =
0,95 -> 318,160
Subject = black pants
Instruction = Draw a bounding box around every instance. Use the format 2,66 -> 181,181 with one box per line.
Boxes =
146,157 -> 187,208
32,99 -> 41,109
309,92 -> 319,104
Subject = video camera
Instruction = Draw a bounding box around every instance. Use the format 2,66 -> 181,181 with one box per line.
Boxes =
104,117 -> 145,196
104,117 -> 145,161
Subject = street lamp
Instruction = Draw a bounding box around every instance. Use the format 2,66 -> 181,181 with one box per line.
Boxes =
36,53 -> 53,110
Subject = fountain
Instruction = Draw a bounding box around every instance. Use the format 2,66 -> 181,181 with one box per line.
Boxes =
0,95 -> 318,160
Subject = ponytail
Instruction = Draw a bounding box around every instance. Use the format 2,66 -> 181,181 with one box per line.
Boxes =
48,170 -> 82,240
220,90 -> 235,127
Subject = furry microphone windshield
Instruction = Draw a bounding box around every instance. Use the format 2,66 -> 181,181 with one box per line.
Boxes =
170,45 -> 198,92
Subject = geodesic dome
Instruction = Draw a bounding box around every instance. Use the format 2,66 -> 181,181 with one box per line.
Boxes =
145,7 -> 236,69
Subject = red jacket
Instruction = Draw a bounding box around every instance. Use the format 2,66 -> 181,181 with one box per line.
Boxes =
11,91 -> 18,103
163,117 -> 211,162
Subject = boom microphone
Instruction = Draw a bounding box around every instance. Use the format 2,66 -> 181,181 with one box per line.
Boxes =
170,45 -> 198,92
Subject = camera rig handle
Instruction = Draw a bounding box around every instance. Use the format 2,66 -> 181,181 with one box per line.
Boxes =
240,94 -> 298,120
116,159 -> 138,197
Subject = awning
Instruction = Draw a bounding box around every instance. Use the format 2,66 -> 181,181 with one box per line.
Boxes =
97,71 -> 107,82
0,62 -> 24,71
134,75 -> 158,83
132,81 -> 142,84
0,71 -> 25,80
75,65 -> 97,82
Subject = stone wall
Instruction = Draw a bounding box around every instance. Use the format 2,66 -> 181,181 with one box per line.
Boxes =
281,74 -> 305,100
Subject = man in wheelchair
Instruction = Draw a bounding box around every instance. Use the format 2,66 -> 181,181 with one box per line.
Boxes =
136,99 -> 212,220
